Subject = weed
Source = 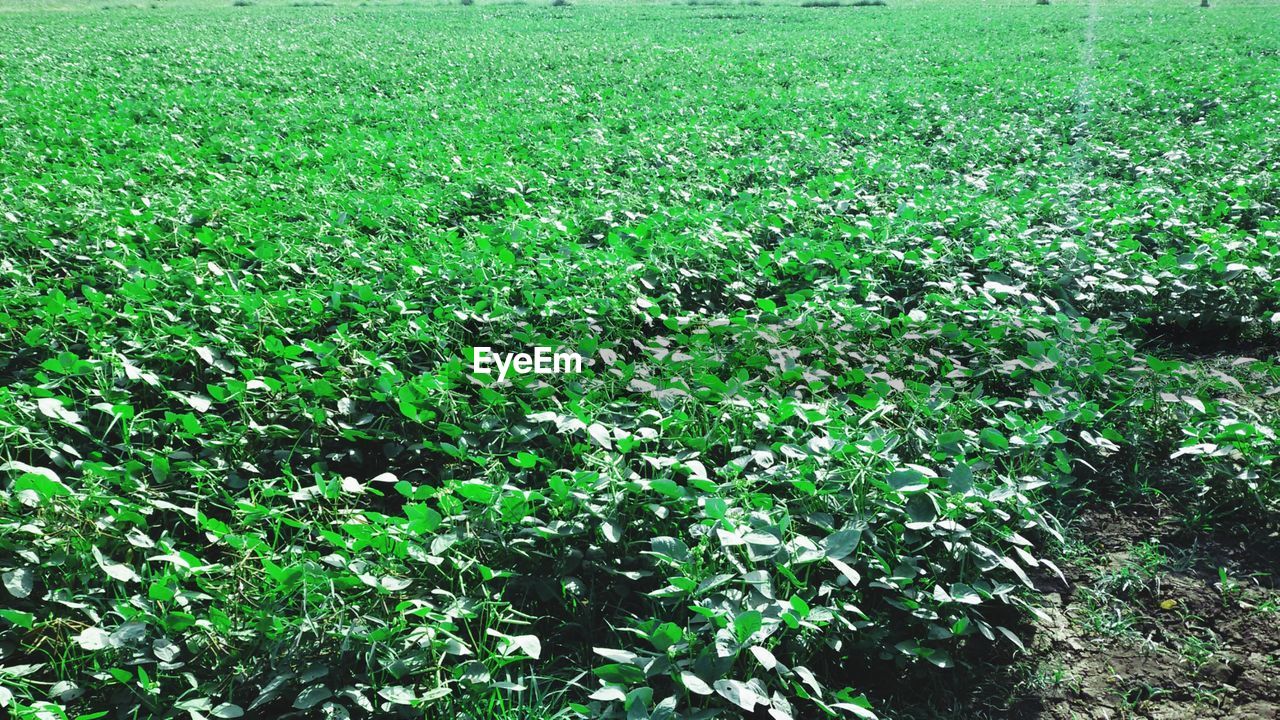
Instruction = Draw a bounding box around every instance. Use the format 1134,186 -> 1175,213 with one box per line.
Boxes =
1216,567 -> 1246,606
1180,633 -> 1221,668
1077,588 -> 1142,638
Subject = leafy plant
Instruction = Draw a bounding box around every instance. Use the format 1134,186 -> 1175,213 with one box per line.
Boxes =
0,1 -> 1276,719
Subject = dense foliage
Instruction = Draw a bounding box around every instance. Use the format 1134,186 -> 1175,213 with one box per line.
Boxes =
1,1 -> 1277,718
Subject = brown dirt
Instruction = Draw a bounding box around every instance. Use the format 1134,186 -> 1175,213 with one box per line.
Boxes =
1017,501 -> 1280,720
871,497 -> 1280,719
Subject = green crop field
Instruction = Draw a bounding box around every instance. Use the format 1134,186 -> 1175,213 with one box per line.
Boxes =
1,1 -> 1278,718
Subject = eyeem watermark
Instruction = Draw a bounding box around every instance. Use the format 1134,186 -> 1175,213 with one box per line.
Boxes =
472,347 -> 583,382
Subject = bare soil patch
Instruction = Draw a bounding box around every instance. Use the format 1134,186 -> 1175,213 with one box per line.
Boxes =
875,498 -> 1280,719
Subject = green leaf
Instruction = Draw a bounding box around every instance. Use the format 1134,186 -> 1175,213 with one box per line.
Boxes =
10,469 -> 72,503
886,469 -> 927,493
823,529 -> 861,559
2,568 -> 33,599
979,428 -> 1009,450
510,451 -> 539,468
293,685 -> 332,709
680,672 -> 713,696
649,536 -> 689,563
36,397 -> 82,426
733,611 -> 762,643
594,663 -> 645,684
948,463 -> 974,493
713,679 -> 762,712
455,482 -> 495,503
829,556 -> 861,586
593,647 -> 639,664
509,634 -> 541,660
789,595 -> 811,617
587,422 -> 613,449
0,609 -> 35,629
378,686 -> 416,705
211,703 -> 245,719
832,700 -> 879,719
